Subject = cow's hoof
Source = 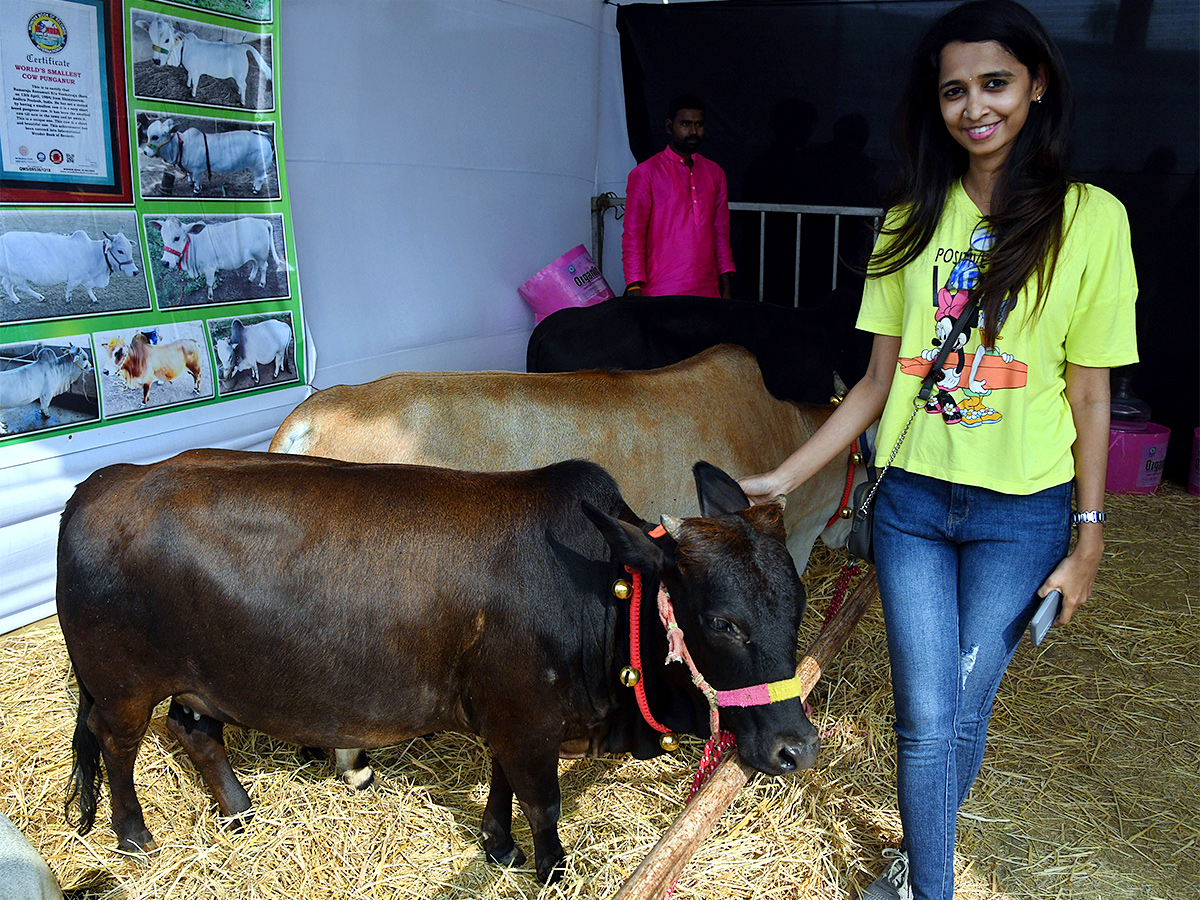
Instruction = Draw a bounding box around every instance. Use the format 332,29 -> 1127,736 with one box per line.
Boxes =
535,855 -> 566,884
116,831 -> 157,854
219,807 -> 254,833
485,842 -> 526,869
341,766 -> 374,792
298,746 -> 325,763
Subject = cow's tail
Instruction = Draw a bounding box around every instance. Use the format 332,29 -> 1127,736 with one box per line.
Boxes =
64,676 -> 102,836
246,45 -> 273,84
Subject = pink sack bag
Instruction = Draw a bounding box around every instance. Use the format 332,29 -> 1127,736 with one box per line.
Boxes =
519,245 -> 614,322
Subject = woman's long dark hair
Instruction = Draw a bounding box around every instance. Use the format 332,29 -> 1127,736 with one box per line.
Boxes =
870,0 -> 1076,344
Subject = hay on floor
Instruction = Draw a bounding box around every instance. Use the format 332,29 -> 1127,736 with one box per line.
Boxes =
1,484 -> 1195,899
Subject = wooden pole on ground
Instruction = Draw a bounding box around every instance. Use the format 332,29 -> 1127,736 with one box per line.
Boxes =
611,569 -> 878,900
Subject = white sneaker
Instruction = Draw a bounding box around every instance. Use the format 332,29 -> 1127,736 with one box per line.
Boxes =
860,848 -> 912,900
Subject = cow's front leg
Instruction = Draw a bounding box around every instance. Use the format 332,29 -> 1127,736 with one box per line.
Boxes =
497,746 -> 565,883
166,700 -> 253,828
481,756 -> 525,870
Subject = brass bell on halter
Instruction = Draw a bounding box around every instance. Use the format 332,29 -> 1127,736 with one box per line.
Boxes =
830,393 -> 845,406
659,733 -> 680,752
620,666 -> 641,687
838,505 -> 852,519
851,451 -> 864,465
612,579 -> 632,600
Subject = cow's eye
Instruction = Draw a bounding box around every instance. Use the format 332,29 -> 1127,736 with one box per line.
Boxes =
706,616 -> 743,640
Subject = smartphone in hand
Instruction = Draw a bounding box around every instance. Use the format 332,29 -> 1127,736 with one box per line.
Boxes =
1028,590 -> 1062,646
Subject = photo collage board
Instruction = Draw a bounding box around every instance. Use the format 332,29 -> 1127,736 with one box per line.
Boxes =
0,0 -> 303,443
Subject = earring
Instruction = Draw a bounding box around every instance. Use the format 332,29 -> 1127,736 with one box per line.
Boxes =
1035,95 -> 1043,103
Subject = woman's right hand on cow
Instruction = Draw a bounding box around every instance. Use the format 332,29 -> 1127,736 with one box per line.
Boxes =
737,470 -> 791,507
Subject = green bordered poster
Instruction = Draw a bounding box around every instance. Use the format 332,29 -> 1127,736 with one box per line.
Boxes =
0,0 -> 304,442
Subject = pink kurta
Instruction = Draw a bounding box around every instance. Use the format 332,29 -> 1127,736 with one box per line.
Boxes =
622,147 -> 735,297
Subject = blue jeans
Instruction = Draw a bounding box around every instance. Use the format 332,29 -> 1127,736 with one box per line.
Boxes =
873,468 -> 1072,900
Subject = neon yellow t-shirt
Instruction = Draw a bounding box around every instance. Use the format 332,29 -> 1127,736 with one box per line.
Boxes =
856,181 -> 1138,495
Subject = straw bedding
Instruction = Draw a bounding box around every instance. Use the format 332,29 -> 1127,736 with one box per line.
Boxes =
2,485 -> 1195,899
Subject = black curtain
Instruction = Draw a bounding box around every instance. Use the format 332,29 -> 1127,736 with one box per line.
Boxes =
617,0 -> 1199,482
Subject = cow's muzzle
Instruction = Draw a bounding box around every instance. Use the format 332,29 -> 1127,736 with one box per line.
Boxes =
772,731 -> 820,773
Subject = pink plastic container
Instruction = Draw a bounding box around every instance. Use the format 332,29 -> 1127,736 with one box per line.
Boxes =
1106,423 -> 1170,494
518,245 -> 614,322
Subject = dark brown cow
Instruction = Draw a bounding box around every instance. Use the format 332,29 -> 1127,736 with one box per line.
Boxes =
59,450 -> 815,883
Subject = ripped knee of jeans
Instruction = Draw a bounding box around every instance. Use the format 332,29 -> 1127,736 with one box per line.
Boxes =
960,645 -> 979,690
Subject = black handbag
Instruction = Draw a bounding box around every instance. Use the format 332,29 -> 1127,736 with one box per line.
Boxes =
847,297 -> 980,565
847,467 -> 878,564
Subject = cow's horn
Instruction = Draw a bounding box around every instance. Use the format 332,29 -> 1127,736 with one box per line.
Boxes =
660,514 -> 684,540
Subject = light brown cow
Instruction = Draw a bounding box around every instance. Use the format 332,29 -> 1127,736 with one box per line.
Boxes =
270,344 -> 860,575
104,332 -> 202,404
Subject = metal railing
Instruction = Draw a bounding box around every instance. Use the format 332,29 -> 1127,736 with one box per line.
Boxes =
592,194 -> 882,305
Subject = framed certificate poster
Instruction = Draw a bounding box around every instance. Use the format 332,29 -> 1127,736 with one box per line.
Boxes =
0,0 -> 131,202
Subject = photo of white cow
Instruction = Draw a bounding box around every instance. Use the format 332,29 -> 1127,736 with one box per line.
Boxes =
0,338 -> 99,439
144,213 -> 289,308
137,113 -> 280,200
0,210 -> 152,326
208,311 -> 297,395
131,11 -> 274,111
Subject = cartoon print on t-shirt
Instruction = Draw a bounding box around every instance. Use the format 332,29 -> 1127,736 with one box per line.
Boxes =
921,272 -> 974,424
958,294 -> 1019,425
898,220 -> 1028,427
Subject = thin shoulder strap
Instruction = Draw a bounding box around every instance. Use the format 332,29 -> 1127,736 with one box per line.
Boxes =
916,296 -> 980,403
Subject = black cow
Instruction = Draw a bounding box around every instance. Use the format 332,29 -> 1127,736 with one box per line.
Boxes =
58,450 -> 815,883
526,294 -> 873,404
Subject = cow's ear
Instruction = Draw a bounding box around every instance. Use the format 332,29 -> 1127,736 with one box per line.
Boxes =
186,222 -> 206,235
582,501 -> 666,574
163,118 -> 174,131
693,461 -> 750,517
135,19 -> 150,31
147,219 -> 163,232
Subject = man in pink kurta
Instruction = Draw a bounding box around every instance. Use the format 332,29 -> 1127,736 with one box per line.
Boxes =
622,96 -> 735,298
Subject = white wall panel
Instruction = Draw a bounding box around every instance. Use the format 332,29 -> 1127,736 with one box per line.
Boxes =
283,0 -> 635,378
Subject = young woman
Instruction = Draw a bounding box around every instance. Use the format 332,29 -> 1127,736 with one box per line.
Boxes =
739,2 -> 1138,898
